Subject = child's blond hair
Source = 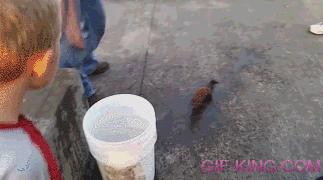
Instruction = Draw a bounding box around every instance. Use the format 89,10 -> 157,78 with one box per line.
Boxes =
0,0 -> 61,83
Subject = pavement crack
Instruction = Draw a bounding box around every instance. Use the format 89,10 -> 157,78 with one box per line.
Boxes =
139,0 -> 157,95
139,50 -> 149,95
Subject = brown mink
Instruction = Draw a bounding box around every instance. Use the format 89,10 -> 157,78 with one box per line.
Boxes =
191,80 -> 218,110
190,80 -> 218,130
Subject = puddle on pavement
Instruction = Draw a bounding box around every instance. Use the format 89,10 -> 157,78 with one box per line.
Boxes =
156,48 -> 269,147
156,82 -> 228,147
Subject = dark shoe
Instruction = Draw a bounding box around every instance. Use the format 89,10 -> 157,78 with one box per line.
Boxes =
88,93 -> 103,107
90,62 -> 110,76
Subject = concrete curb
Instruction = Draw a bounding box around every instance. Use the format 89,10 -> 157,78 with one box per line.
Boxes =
23,68 -> 89,180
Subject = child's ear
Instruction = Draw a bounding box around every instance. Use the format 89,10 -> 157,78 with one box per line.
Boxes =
31,50 -> 53,77
27,49 -> 54,89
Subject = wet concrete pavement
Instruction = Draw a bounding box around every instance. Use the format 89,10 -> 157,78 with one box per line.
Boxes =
93,0 -> 323,179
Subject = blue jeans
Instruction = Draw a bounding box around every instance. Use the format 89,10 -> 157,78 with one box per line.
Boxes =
60,0 -> 106,97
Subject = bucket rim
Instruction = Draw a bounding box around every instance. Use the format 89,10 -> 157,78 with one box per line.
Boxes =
83,94 -> 156,146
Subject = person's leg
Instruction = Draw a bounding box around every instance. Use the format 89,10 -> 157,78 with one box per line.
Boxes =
60,35 -> 96,98
82,53 -> 98,76
60,34 -> 85,68
80,70 -> 96,97
80,0 -> 106,50
79,0 -> 109,77
82,52 -> 110,76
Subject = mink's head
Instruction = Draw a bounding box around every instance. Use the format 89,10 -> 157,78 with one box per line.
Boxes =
208,80 -> 219,89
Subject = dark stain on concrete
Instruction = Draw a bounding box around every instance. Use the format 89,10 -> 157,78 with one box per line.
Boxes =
156,47 -> 271,148
55,86 -> 84,177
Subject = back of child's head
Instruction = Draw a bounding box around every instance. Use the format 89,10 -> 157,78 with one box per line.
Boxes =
0,0 -> 61,83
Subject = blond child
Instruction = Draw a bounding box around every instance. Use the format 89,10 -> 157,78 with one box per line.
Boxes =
0,0 -> 62,179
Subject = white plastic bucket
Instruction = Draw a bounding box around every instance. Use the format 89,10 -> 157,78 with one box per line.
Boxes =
83,94 -> 157,180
